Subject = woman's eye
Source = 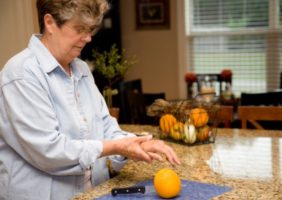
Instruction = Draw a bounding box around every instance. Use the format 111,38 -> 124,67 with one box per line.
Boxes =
76,27 -> 85,34
73,25 -> 100,36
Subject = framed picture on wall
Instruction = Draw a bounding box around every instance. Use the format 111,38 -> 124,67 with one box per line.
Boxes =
135,0 -> 170,30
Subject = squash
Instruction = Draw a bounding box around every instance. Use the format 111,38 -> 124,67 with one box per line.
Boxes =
190,108 -> 209,127
159,114 -> 177,138
170,122 -> 184,141
182,122 -> 197,144
197,125 -> 210,142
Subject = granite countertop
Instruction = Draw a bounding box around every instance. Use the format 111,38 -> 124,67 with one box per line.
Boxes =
73,125 -> 282,200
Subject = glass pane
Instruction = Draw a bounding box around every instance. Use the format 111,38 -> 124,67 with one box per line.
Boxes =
189,35 -> 267,96
192,0 -> 269,31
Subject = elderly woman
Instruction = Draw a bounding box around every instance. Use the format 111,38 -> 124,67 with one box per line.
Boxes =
0,0 -> 180,199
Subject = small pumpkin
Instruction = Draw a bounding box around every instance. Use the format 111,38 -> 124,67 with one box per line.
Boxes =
159,114 -> 177,138
197,125 -> 210,142
182,122 -> 197,144
170,122 -> 184,141
190,108 -> 209,127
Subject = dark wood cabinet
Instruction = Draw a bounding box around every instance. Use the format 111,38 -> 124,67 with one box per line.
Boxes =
81,0 -> 121,59
80,0 -> 122,97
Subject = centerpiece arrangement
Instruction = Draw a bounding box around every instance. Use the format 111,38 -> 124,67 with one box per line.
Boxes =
147,94 -> 220,146
92,44 -> 137,118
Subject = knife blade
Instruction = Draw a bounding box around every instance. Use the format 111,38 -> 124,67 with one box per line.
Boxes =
111,186 -> 146,196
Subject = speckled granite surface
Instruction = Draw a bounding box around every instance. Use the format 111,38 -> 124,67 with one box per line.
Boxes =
73,125 -> 282,200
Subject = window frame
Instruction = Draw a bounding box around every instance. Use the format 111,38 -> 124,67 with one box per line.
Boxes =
184,0 -> 282,95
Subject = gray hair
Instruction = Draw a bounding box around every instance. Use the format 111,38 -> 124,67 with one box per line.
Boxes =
36,0 -> 109,33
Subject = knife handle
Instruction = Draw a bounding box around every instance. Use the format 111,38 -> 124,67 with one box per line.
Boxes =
111,186 -> 145,196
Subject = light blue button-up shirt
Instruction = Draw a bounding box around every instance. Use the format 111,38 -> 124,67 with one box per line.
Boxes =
0,35 -> 132,200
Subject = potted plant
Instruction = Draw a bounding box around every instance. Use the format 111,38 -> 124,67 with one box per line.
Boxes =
92,44 -> 137,118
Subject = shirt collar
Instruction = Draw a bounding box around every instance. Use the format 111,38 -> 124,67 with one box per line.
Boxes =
28,34 -> 88,79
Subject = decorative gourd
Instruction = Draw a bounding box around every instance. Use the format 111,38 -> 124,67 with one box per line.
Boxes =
190,108 -> 209,127
182,122 -> 197,144
170,122 -> 184,141
159,114 -> 177,138
197,125 -> 210,142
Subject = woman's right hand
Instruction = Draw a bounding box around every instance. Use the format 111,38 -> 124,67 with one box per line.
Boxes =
140,139 -> 181,165
101,135 -> 154,163
101,135 -> 180,165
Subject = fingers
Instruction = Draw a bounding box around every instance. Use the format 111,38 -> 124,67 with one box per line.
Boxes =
141,140 -> 181,165
116,136 -> 153,163
108,135 -> 180,165
155,142 -> 180,165
147,152 -> 163,162
128,135 -> 154,163
164,145 -> 181,165
134,135 -> 153,144
130,145 -> 152,163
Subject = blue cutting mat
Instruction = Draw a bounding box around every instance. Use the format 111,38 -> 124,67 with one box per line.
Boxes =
97,179 -> 231,200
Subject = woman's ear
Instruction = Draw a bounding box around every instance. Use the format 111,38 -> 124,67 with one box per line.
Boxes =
43,14 -> 56,34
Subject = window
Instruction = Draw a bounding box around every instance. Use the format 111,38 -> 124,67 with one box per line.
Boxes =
280,1 -> 282,25
185,0 -> 282,96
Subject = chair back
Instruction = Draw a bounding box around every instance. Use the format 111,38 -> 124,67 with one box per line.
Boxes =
237,106 -> 282,129
125,90 -> 147,124
118,79 -> 143,123
216,105 -> 234,128
118,79 -> 165,124
240,92 -> 282,106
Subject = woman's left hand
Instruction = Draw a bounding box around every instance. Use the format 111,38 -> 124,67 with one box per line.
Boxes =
140,139 -> 181,165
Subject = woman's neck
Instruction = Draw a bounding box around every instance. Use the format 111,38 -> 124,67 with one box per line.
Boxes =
40,35 -> 72,76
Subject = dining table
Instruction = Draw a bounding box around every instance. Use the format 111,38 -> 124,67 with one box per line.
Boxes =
73,125 -> 282,200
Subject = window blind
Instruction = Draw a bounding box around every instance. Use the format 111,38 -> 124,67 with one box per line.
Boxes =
185,0 -> 282,96
193,0 -> 268,29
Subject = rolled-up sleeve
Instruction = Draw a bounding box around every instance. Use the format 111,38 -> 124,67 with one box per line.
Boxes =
1,78 -> 102,175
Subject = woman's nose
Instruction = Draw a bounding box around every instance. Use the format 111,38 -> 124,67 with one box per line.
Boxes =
82,33 -> 92,43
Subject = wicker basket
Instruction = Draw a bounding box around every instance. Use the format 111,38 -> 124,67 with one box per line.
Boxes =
148,93 -> 220,146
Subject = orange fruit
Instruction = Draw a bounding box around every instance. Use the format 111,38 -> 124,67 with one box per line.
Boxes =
170,121 -> 184,141
197,125 -> 210,142
154,168 -> 181,198
159,114 -> 177,135
190,108 -> 209,127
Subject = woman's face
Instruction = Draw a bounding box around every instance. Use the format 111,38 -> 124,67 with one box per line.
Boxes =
44,15 -> 97,65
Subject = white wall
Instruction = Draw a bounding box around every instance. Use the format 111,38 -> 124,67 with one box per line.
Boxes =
120,0 -> 186,100
0,0 -> 36,69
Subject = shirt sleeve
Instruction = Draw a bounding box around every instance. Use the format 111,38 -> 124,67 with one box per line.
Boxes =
1,78 -> 102,175
94,94 -> 137,173
97,90 -> 136,141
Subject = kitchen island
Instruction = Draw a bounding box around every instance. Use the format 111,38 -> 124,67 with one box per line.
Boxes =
73,125 -> 282,200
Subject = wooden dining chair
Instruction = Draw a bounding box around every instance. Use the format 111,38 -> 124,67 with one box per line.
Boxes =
216,105 -> 234,128
125,90 -> 147,124
118,79 -> 143,123
237,106 -> 282,129
118,79 -> 166,124
240,92 -> 282,106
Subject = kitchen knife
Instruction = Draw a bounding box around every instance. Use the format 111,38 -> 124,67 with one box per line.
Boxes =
111,186 -> 146,196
